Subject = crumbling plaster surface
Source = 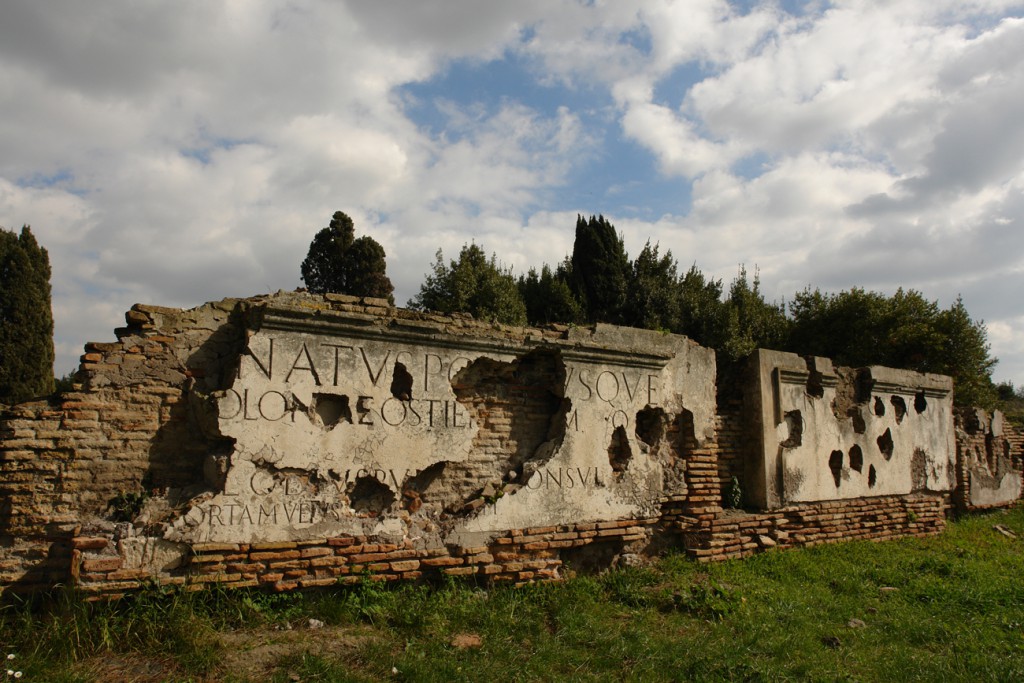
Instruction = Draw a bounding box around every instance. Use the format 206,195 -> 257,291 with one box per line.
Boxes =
746,349 -> 955,509
163,296 -> 716,548
958,408 -> 1023,508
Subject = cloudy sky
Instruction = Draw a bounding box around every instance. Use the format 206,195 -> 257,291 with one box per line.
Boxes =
2,1 -> 1023,388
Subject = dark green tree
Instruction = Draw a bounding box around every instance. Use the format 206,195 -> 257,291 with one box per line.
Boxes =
0,226 -> 55,403
342,236 -> 394,302
624,241 -> 680,331
300,211 -> 394,302
995,381 -> 1024,427
570,214 -> 630,324
933,296 -> 996,407
409,243 -> 527,325
718,266 -> 789,365
789,287 -> 890,366
675,264 -> 726,348
518,262 -> 583,325
789,288 -> 996,407
882,289 -> 945,371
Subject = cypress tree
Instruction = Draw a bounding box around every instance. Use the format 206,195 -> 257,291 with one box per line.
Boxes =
0,226 -> 55,403
570,214 -> 630,324
518,263 -> 583,325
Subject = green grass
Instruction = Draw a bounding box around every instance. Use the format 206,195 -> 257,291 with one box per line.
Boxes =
4,507 -> 1024,681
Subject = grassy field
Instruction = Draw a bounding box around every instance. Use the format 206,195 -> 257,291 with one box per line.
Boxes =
3,506 -> 1023,682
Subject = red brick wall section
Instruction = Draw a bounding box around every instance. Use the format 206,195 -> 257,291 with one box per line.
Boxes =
714,402 -> 745,508
954,408 -> 1024,512
71,519 -> 656,598
673,494 -> 948,562
0,300 -> 244,592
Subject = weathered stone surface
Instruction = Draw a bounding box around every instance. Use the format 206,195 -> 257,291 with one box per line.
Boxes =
162,295 -> 716,549
958,408 -> 1023,508
744,350 -> 956,509
118,537 -> 189,573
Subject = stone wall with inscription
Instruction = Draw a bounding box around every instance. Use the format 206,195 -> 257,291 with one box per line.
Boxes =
1,292 -> 718,593
165,293 -> 716,553
1,291 -> 1021,596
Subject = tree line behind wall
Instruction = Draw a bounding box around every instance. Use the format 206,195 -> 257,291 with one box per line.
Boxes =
0,212 -> 998,408
394,214 -> 997,408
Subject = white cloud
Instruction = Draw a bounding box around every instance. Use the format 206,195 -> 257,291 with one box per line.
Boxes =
2,0 -> 1024,387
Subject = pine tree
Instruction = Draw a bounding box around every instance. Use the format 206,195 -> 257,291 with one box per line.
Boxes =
518,263 -> 583,325
409,244 -> 527,325
935,296 -> 996,407
624,241 -> 680,331
300,211 -> 394,302
0,226 -> 55,403
676,264 -> 726,347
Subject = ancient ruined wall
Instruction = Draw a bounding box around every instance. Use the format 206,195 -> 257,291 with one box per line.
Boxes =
955,408 -> 1024,509
2,292 -> 717,594
0,299 -> 244,591
676,494 -> 948,561
744,350 -> 955,510
2,291 -> 1020,597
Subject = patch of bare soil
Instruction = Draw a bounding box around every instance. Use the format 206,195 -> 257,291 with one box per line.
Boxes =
218,623 -> 374,680
71,624 -> 375,682
73,654 -> 187,683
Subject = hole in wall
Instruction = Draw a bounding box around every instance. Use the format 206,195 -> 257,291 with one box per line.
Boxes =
635,406 -> 666,449
447,349 -> 568,508
868,464 -> 877,488
401,461 -> 448,513
985,436 -> 997,474
831,367 -> 858,422
609,425 -> 632,473
852,411 -> 866,435
348,475 -> 396,515
314,393 -> 351,429
781,410 -> 803,448
828,450 -> 844,488
914,391 -> 927,414
664,409 -> 695,496
911,448 -> 927,492
805,359 -> 825,399
877,428 -> 894,461
560,539 -> 624,573
890,396 -> 907,424
849,444 -> 863,473
390,361 -> 413,400
873,397 -> 885,416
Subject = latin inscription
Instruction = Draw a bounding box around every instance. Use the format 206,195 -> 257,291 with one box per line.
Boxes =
563,367 -> 659,405
194,466 -> 613,529
526,467 -> 602,489
240,339 -> 474,392
240,337 -> 659,406
227,337 -> 663,432
217,388 -> 472,429
186,499 -> 345,528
